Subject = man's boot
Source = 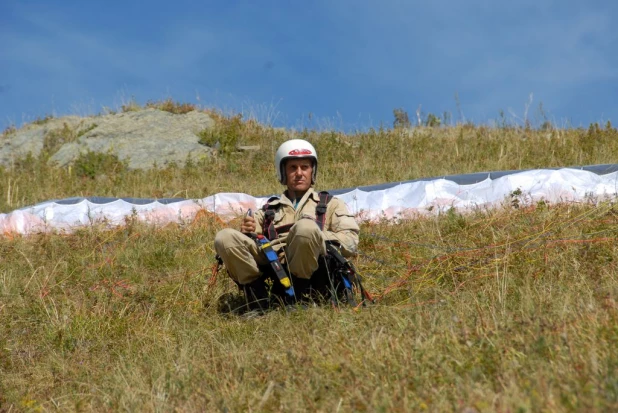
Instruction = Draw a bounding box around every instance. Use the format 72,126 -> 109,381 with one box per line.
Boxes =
242,279 -> 270,313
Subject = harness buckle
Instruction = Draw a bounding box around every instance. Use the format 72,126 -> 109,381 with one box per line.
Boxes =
315,205 -> 327,214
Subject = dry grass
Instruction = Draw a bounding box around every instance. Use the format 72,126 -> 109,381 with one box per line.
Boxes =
1,116 -> 617,213
1,111 -> 618,411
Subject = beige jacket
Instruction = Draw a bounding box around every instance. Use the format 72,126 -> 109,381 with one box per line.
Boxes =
253,188 -> 359,257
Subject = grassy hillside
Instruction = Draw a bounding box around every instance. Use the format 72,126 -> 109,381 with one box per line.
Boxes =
1,107 -> 617,213
1,109 -> 618,411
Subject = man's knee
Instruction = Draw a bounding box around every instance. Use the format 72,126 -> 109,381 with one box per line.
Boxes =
289,219 -> 321,240
288,219 -> 325,255
286,219 -> 325,278
214,228 -> 242,254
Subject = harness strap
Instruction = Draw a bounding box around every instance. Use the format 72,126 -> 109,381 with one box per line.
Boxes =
315,191 -> 332,231
254,234 -> 294,297
275,223 -> 293,234
262,196 -> 279,240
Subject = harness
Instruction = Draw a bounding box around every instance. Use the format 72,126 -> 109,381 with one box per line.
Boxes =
261,191 -> 372,307
322,241 -> 374,307
253,234 -> 294,298
262,191 -> 333,239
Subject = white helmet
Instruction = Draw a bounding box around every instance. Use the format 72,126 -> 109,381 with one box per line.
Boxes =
275,139 -> 318,184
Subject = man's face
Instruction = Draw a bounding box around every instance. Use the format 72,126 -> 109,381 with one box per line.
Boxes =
285,158 -> 313,193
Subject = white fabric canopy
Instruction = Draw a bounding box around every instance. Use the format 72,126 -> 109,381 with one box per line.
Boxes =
2,165 -> 617,235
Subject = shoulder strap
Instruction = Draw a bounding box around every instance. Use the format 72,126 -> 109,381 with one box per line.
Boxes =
315,191 -> 333,231
261,196 -> 279,240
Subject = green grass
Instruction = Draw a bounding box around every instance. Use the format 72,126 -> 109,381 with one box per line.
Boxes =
1,110 -> 618,411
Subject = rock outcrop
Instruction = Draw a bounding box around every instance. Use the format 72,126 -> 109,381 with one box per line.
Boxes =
0,108 -> 215,169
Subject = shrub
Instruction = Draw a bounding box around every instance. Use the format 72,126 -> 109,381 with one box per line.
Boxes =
73,151 -> 128,179
43,123 -> 77,156
2,124 -> 17,138
393,108 -> 411,129
31,115 -> 54,125
198,114 -> 244,155
425,113 -> 441,127
121,97 -> 141,113
146,98 -> 196,114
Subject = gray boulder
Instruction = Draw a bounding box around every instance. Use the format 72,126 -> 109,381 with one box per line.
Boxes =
0,115 -> 87,167
0,108 -> 215,169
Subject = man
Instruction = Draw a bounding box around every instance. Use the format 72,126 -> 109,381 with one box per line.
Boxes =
214,138 -> 360,310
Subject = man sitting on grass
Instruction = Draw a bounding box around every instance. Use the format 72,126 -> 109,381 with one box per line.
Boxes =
214,138 -> 359,312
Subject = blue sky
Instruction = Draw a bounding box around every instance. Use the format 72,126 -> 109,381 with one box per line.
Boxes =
1,0 -> 617,132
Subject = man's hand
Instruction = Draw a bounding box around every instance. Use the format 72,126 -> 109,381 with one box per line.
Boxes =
277,248 -> 287,265
241,215 -> 256,234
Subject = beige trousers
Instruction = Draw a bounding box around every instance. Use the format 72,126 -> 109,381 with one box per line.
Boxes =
214,219 -> 327,284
